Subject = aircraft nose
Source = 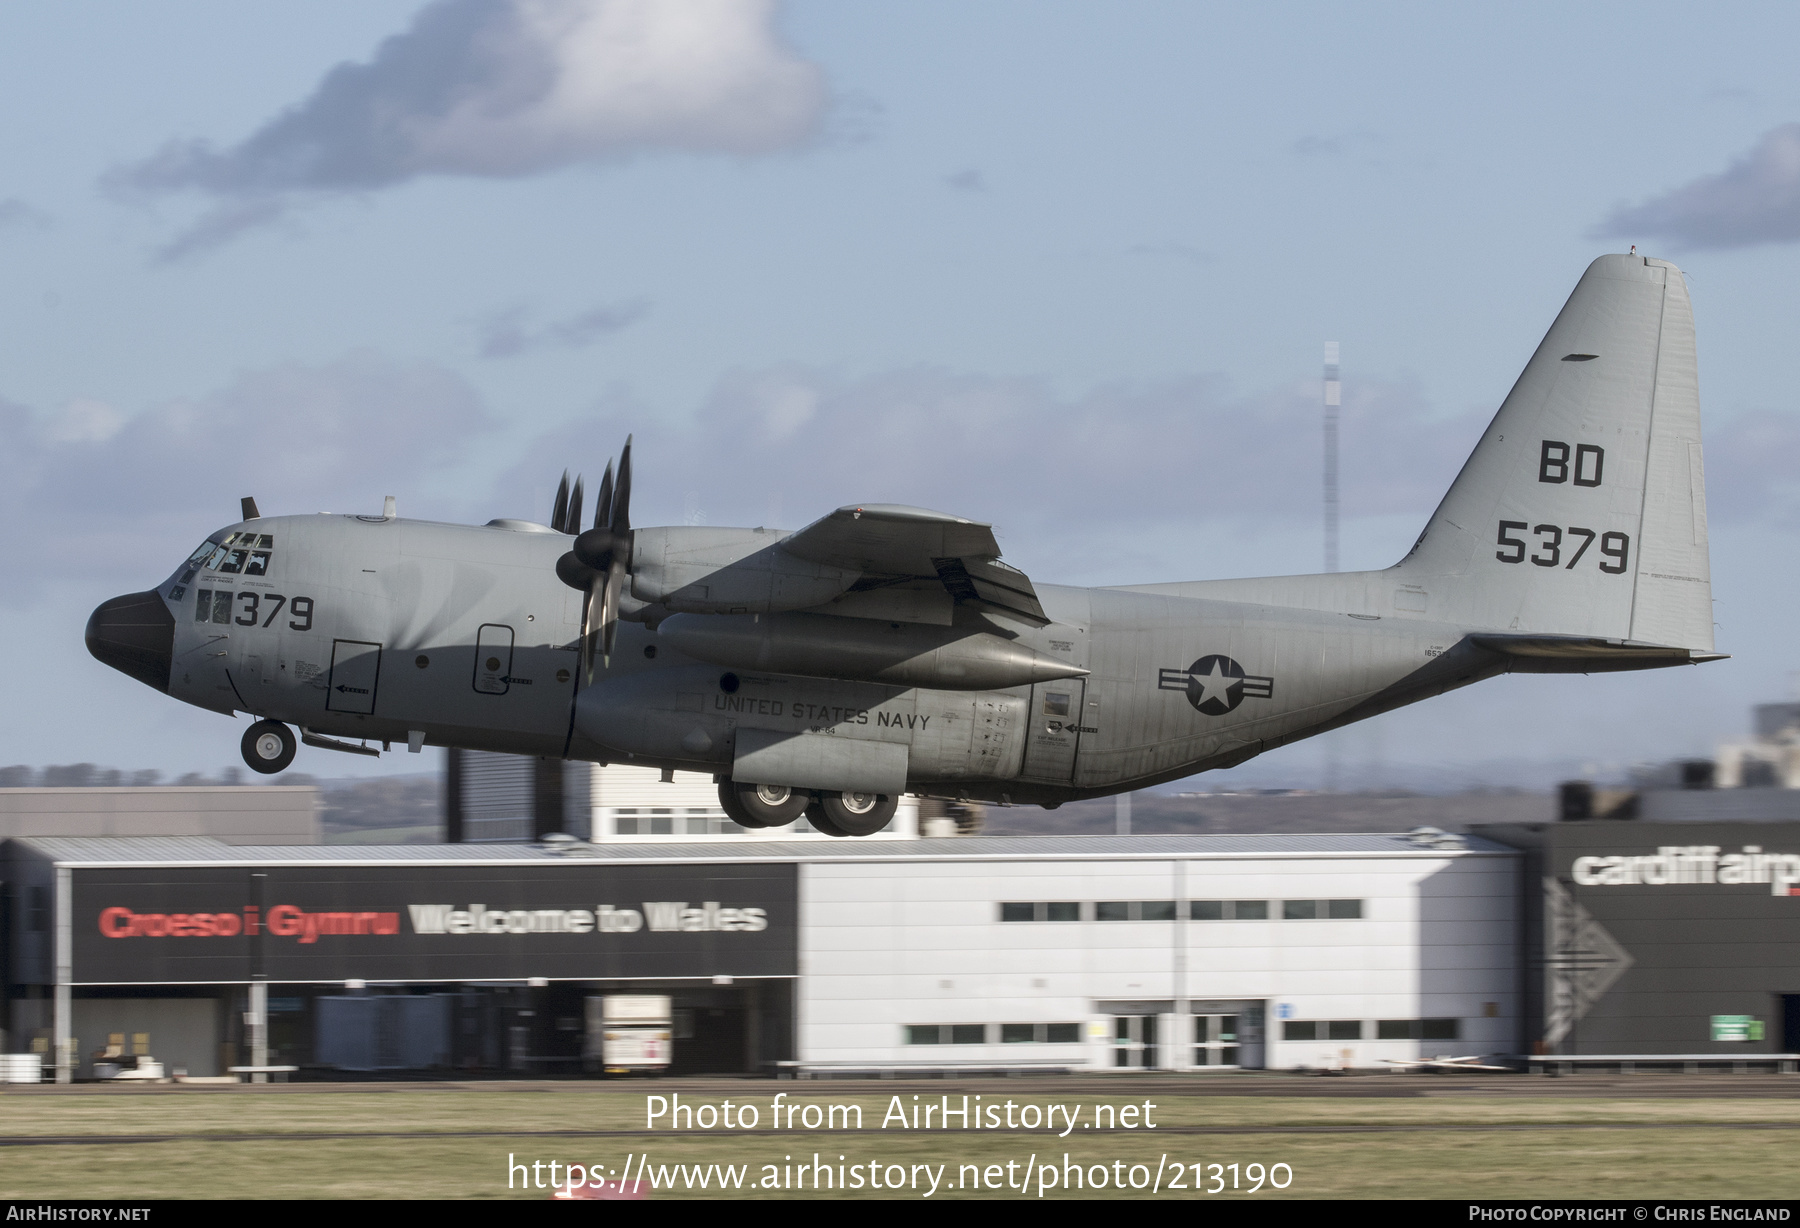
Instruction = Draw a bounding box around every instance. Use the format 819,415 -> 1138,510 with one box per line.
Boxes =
86,590 -> 175,693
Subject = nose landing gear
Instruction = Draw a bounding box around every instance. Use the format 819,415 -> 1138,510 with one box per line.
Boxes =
241,720 -> 297,775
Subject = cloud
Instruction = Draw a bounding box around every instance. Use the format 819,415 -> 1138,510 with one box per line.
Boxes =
1595,123 -> 1800,250
1701,409 -> 1800,526
0,198 -> 50,230
114,0 -> 828,255
488,366 -> 1487,581
0,354 -> 491,599
478,297 -> 650,357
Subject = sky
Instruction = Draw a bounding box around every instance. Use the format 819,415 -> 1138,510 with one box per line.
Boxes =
8,1 -> 1800,788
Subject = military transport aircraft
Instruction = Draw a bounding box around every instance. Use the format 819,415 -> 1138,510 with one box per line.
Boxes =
87,254 -> 1721,836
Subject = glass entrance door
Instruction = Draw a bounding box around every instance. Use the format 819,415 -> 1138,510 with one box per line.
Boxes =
1113,1014 -> 1157,1068
1193,1014 -> 1240,1067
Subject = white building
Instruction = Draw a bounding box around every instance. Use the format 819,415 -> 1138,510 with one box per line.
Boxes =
587,764 -> 920,842
798,830 -> 1517,1072
448,751 -> 921,843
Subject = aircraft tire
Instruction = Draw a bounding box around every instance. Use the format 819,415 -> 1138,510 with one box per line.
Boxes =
805,803 -> 850,838
241,720 -> 296,775
721,780 -> 808,829
812,791 -> 898,837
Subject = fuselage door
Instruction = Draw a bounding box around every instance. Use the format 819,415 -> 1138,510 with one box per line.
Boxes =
326,639 -> 382,714
1019,679 -> 1086,782
474,623 -> 515,695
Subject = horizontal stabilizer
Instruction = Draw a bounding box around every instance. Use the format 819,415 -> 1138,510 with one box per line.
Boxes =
1469,633 -> 1727,672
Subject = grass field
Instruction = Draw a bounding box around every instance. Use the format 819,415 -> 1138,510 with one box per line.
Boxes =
2,1078 -> 1798,1200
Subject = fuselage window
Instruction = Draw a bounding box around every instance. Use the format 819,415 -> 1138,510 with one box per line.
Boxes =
212,591 -> 231,624
195,590 -> 212,621
244,551 -> 271,577
218,548 -> 247,574
255,534 -> 274,549
186,540 -> 219,567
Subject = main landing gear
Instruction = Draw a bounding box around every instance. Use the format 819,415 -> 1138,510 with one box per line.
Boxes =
717,780 -> 899,837
806,791 -> 898,838
717,781 -> 808,828
241,720 -> 297,775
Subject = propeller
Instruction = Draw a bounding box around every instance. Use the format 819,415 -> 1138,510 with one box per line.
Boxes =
549,471 -> 586,535
556,437 -> 635,681
550,472 -> 570,534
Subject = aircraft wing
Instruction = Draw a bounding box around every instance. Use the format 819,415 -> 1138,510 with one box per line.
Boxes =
781,504 -> 1048,624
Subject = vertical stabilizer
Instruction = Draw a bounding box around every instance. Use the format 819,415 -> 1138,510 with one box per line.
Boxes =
1399,254 -> 1712,650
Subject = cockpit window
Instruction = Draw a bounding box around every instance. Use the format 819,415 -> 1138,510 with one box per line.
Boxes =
187,532 -> 275,578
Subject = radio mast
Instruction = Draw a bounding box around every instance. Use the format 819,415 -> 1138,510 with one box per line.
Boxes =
1324,341 -> 1340,573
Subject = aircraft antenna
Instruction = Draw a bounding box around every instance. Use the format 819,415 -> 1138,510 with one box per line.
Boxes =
1323,341 -> 1340,573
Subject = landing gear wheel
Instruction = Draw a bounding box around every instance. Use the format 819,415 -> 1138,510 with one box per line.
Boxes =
241,720 -> 296,775
719,780 -> 808,829
808,791 -> 899,837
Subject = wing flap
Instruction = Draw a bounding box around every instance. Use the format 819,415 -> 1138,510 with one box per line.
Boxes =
782,504 -> 1048,624
933,556 -> 1048,625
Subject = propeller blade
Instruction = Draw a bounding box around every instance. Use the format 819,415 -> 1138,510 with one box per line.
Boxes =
611,437 -> 632,538
594,460 -> 613,531
582,574 -> 603,683
567,475 -> 583,537
600,557 -> 626,667
551,471 -> 570,534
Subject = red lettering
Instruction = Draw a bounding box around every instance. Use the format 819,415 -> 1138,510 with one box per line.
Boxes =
373,912 -> 398,935
213,912 -> 241,936
266,904 -> 302,937
140,914 -> 170,937
169,914 -> 195,937
99,907 -> 134,938
244,905 -> 260,936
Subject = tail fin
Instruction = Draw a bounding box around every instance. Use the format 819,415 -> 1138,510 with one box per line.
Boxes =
1400,253 -> 1712,651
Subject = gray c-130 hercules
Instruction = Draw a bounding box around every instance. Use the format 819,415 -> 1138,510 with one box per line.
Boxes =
87,254 -> 1722,836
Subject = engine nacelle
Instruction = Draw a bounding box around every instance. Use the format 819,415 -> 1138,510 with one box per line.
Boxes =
655,611 -> 1086,690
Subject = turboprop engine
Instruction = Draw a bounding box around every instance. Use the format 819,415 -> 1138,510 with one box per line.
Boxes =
655,611 -> 1086,690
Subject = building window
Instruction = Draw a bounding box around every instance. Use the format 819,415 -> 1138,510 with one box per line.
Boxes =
1284,1020 -> 1362,1041
1095,901 -> 1177,921
1189,899 -> 1271,920
999,902 -> 1082,922
1376,1019 -> 1461,1040
906,1025 -> 987,1045
1000,1023 -> 1082,1044
1282,899 -> 1363,919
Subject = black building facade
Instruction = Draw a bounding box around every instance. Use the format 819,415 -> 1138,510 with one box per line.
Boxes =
1485,821 -> 1800,1057
3,838 -> 796,1080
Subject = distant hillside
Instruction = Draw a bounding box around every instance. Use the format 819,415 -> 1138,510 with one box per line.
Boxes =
273,773 -> 442,844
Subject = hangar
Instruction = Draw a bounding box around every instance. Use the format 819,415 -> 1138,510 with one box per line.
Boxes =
4,829 -> 1516,1080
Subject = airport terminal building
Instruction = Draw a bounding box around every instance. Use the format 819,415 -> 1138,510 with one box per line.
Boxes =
3,830 -> 1517,1079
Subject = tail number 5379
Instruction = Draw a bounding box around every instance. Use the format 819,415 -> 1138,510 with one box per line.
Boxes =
1496,522 -> 1628,573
